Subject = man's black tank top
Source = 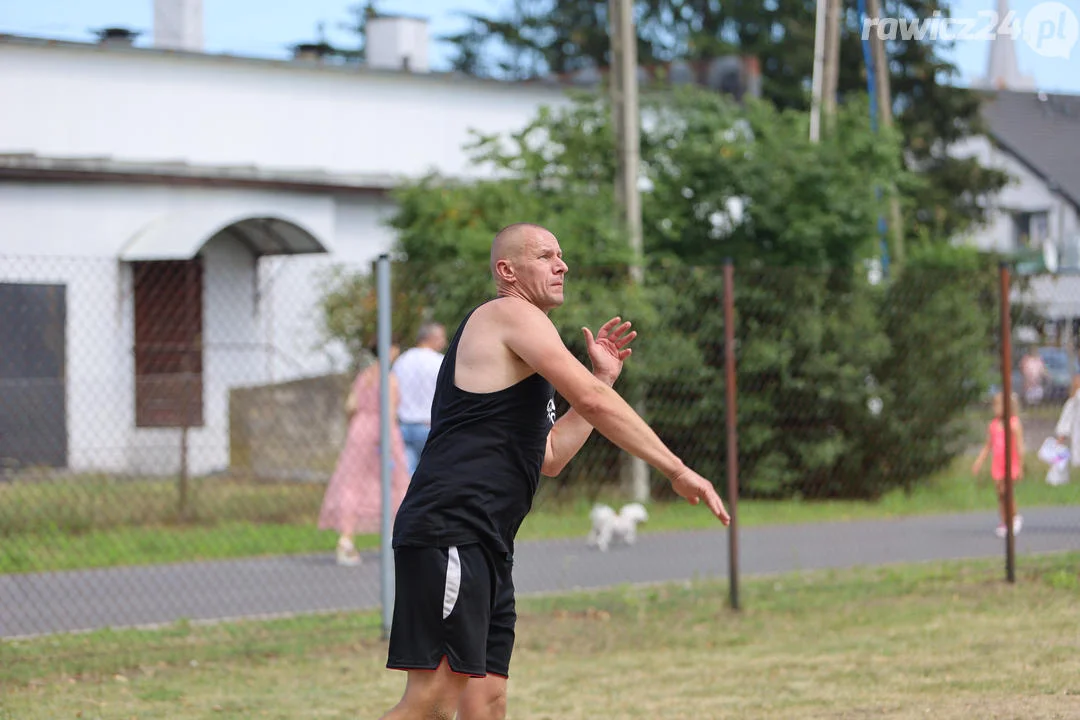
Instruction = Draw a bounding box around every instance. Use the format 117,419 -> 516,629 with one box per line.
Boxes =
392,301 -> 556,555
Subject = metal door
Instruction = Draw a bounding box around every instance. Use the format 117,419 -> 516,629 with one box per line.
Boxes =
0,283 -> 67,470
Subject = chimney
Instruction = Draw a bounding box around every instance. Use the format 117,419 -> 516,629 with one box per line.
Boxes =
96,27 -> 140,47
154,0 -> 204,52
292,43 -> 332,63
366,15 -> 429,73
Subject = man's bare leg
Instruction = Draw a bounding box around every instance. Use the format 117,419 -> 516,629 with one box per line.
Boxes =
379,658 -> 470,720
457,674 -> 508,720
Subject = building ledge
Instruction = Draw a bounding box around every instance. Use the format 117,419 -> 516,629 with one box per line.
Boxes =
0,153 -> 401,194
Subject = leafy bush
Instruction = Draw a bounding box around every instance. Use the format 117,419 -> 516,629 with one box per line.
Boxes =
318,88 -> 993,499
866,245 -> 998,494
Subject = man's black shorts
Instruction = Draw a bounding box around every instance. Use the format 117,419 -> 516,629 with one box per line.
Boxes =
386,543 -> 516,678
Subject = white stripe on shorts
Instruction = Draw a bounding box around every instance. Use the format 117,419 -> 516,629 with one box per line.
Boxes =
442,546 -> 461,620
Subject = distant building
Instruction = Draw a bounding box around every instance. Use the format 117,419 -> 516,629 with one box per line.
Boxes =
952,0 -> 1080,336
0,1 -> 572,476
969,0 -> 1037,92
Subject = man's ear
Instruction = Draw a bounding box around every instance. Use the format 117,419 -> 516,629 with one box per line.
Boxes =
494,258 -> 515,283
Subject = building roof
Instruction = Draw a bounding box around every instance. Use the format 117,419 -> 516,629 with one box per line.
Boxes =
0,153 -> 399,194
981,90 -> 1080,209
0,32 -> 568,93
0,31 -> 759,96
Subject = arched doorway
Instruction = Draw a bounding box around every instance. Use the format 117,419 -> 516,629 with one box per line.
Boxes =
119,212 -> 327,474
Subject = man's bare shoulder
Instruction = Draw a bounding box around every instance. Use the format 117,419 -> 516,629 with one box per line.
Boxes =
467,297 -> 551,334
458,298 -> 529,352
455,299 -> 553,391
488,295 -> 552,323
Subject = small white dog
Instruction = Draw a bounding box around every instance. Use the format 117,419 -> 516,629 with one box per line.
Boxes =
586,502 -> 649,552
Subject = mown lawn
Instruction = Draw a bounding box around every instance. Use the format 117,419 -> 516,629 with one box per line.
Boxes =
2,553 -> 1078,719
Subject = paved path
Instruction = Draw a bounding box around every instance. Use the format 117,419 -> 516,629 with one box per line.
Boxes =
2,507 -> 1078,639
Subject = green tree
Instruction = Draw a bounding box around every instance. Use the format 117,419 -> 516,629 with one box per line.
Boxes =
869,243 -> 999,491
442,1 -> 659,80
639,91 -> 902,269
440,0 -> 1009,251
319,89 -> 993,500
318,261 -> 431,371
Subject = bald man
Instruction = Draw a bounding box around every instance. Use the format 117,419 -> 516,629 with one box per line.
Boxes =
380,223 -> 729,720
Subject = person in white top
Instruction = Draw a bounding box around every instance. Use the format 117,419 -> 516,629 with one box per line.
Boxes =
1055,374 -> 1080,468
391,322 -> 448,475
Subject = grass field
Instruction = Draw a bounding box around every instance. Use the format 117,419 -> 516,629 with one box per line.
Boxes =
2,553 -> 1078,719
3,453 -> 1079,574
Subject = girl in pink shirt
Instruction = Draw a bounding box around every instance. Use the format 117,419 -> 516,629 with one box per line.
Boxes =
972,391 -> 1024,538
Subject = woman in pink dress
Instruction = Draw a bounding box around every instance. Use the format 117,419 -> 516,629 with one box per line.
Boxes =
319,342 -> 411,565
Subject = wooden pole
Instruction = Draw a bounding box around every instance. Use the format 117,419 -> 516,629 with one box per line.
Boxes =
866,0 -> 905,268
609,0 -> 649,502
609,0 -> 643,282
822,0 -> 841,135
810,0 -> 828,142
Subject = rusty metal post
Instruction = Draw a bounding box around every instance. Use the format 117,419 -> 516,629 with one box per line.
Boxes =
999,262 -> 1016,583
724,260 -> 740,609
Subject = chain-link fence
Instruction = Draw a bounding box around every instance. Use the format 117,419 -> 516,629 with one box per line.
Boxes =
0,251 -> 375,640
3,254 -> 1079,650
1004,269 -> 1080,539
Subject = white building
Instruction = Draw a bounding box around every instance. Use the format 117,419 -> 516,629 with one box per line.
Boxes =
956,91 -> 1080,274
5,0 -> 1068,478
955,9 -> 1080,327
0,2 -> 571,476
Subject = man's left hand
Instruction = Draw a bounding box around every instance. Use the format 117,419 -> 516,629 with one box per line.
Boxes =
583,317 -> 637,385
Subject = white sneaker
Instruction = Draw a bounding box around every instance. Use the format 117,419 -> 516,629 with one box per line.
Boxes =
1013,515 -> 1023,535
336,540 -> 362,566
995,525 -> 1007,539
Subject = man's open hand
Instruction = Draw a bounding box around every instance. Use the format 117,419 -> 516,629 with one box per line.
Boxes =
670,467 -> 731,525
583,317 -> 636,385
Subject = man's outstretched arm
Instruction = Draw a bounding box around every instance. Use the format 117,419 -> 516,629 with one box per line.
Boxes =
541,317 -> 635,477
500,300 -> 729,523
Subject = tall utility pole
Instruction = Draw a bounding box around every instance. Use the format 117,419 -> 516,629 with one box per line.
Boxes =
609,0 -> 644,281
809,0 -> 828,141
609,0 -> 649,502
822,0 -> 842,135
866,0 -> 906,268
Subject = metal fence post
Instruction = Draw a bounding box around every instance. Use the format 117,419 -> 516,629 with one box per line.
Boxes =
724,259 -> 740,609
179,355 -> 191,522
999,261 -> 1016,584
376,253 -> 395,637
